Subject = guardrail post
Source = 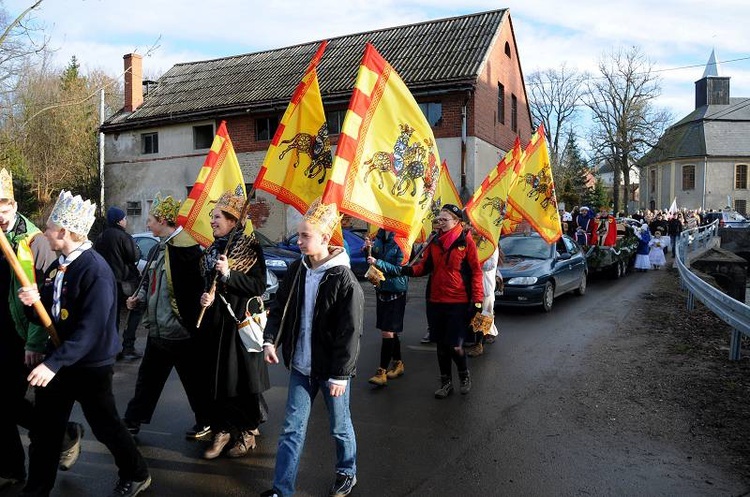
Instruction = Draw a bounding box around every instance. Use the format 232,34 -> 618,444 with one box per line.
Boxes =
686,291 -> 694,311
729,329 -> 742,361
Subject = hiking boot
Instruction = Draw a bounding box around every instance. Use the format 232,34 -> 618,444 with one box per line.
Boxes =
59,422 -> 84,471
434,375 -> 453,399
227,430 -> 257,458
386,360 -> 405,379
459,370 -> 472,395
368,368 -> 388,387
466,343 -> 484,357
328,472 -> 357,497
109,475 -> 151,497
203,431 -> 231,459
185,424 -> 212,441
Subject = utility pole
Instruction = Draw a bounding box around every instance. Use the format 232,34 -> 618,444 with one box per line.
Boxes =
99,88 -> 105,215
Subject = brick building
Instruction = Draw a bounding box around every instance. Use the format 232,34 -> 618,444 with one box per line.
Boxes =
639,50 -> 750,215
101,9 -> 533,238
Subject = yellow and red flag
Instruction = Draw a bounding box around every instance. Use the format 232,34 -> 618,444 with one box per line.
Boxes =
465,139 -> 523,263
323,43 -> 440,261
419,160 -> 462,241
177,121 -> 253,247
507,125 -> 562,243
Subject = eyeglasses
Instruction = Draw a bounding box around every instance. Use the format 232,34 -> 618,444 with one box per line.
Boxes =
436,217 -> 454,223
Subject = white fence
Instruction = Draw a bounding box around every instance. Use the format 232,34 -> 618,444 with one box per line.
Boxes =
675,221 -> 750,360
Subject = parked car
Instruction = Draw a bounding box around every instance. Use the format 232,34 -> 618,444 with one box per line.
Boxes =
277,228 -> 369,277
703,210 -> 750,228
132,231 -> 280,304
495,232 -> 588,312
253,230 -> 301,280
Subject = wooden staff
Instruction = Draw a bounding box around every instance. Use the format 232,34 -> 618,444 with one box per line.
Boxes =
405,230 -> 438,266
196,194 -> 255,328
0,232 -> 60,347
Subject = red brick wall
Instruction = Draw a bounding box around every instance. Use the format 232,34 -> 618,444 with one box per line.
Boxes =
471,14 -> 532,150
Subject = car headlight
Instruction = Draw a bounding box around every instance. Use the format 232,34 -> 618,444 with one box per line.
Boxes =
506,276 -> 538,285
265,259 -> 287,268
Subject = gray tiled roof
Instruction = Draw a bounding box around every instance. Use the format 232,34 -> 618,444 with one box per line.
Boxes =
103,9 -> 507,130
641,97 -> 750,164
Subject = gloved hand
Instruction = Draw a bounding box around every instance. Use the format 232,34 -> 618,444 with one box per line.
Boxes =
400,265 -> 414,277
470,302 -> 483,316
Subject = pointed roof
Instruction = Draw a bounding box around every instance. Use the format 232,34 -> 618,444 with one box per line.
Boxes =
702,49 -> 720,78
102,9 -> 509,131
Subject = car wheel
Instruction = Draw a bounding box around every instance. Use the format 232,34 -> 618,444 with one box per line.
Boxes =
612,260 -> 624,279
541,282 -> 554,312
575,272 -> 587,296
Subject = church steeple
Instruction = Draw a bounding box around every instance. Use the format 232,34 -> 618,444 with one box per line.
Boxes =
695,49 -> 730,108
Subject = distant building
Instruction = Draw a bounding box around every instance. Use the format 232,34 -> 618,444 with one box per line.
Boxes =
596,162 -> 639,212
639,50 -> 750,215
100,9 -> 534,237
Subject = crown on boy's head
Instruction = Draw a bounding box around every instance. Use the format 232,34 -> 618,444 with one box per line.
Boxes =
150,194 -> 182,224
0,168 -> 14,201
303,197 -> 341,236
49,190 -> 97,236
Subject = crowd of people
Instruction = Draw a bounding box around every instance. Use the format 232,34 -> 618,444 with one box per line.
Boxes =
1,160 -> 505,497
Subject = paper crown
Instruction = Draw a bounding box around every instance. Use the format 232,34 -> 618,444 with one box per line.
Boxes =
303,197 -> 341,236
150,194 -> 181,224
216,188 -> 246,220
49,190 -> 96,236
0,168 -> 14,200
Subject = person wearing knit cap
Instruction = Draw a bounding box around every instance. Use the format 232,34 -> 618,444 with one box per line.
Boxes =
18,190 -> 151,497
94,206 -> 140,359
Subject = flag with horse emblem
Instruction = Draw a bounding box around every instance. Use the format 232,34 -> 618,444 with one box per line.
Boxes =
323,43 -> 440,262
419,160 -> 462,241
465,139 -> 523,263
177,121 -> 253,247
507,125 -> 562,243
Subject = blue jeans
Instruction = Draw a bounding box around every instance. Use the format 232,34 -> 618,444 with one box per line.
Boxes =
273,368 -> 357,496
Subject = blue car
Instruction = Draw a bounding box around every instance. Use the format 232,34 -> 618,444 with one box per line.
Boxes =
495,232 -> 587,312
253,231 -> 301,281
277,228 -> 369,278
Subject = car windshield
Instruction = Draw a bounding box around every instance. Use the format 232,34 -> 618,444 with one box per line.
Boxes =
253,231 -> 277,248
499,236 -> 550,259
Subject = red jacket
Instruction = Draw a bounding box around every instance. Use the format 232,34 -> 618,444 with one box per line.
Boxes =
411,226 -> 484,304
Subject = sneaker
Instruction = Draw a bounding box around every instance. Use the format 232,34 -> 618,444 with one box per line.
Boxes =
329,472 -> 357,497
466,343 -> 484,357
59,422 -> 84,471
368,368 -> 387,387
109,475 -> 151,497
420,332 -> 431,344
124,419 -> 140,435
386,360 -> 404,379
260,489 -> 282,497
121,348 -> 142,361
459,371 -> 472,395
185,424 -> 212,441
434,376 -> 453,399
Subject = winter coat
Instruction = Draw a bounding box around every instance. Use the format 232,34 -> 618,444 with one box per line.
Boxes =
370,230 -> 409,294
94,223 -> 139,286
264,249 -> 364,381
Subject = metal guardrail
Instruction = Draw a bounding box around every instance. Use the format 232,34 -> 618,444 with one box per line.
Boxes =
676,220 -> 750,360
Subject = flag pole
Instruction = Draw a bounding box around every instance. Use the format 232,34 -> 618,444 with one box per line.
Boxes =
196,189 -> 256,328
0,233 -> 60,347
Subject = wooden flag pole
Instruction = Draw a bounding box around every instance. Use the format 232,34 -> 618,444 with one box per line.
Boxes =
0,233 -> 60,347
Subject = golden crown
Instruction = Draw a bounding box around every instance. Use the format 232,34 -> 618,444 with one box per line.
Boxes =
150,194 -> 182,224
303,197 -> 341,236
0,168 -> 14,201
216,188 -> 246,220
49,190 -> 97,236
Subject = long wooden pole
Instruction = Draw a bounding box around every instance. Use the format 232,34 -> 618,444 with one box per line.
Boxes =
0,233 -> 60,347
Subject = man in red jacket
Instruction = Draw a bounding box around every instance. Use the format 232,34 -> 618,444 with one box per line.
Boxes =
401,204 -> 483,398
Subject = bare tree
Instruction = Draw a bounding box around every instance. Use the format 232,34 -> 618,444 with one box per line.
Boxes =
0,1 -> 47,102
584,46 -> 672,213
527,63 -> 587,170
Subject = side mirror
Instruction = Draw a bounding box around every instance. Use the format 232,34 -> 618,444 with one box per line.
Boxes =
557,252 -> 572,260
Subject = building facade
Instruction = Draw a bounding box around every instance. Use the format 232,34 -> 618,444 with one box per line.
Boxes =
101,9 -> 534,238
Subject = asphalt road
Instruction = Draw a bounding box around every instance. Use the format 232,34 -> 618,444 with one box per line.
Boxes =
10,269 -> 748,497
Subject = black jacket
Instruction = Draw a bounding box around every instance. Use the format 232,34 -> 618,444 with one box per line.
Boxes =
94,224 -> 139,284
264,255 -> 364,381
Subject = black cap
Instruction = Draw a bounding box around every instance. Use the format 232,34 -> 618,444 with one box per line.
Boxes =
441,204 -> 461,220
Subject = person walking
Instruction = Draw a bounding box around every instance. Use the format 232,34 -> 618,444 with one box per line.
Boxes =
261,197 -> 364,497
94,206 -> 141,359
668,214 -> 683,258
198,190 -> 270,460
634,223 -> 652,272
400,204 -> 483,399
18,190 -> 150,497
122,195 -> 211,441
364,229 -> 409,387
0,169 -> 83,492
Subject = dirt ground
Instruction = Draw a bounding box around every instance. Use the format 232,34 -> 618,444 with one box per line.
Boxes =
573,267 -> 750,485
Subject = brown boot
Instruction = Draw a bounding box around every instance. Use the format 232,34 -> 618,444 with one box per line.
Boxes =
386,360 -> 405,379
227,430 -> 257,458
466,343 -> 484,357
368,368 -> 388,386
203,431 -> 231,460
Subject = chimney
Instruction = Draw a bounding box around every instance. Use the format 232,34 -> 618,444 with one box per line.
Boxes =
123,53 -> 143,112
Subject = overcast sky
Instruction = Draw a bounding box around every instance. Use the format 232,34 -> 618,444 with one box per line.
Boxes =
5,0 -> 750,122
